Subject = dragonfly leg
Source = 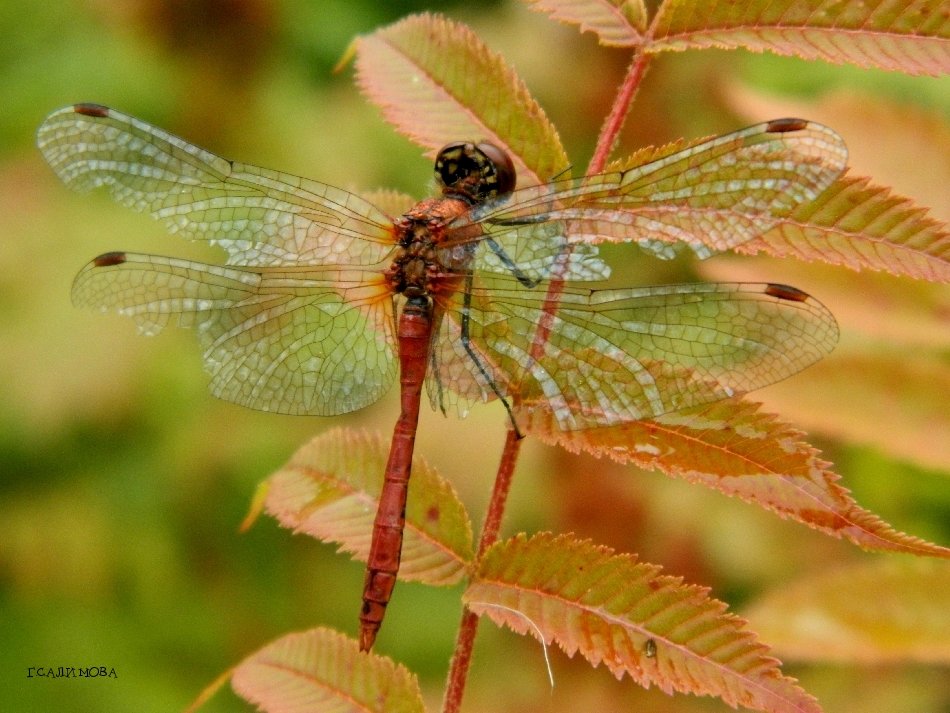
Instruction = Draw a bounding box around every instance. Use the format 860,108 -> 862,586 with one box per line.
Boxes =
428,348 -> 449,416
459,273 -> 524,438
485,237 -> 539,288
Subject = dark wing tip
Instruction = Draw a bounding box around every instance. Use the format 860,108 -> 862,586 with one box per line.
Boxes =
765,283 -> 810,302
766,117 -> 809,133
73,103 -> 110,118
93,251 -> 127,267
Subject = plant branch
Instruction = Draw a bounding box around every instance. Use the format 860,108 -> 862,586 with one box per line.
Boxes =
442,428 -> 523,713
445,39 -> 651,713
588,50 -> 651,174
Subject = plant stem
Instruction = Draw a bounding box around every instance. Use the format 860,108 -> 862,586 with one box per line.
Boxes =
476,429 -> 522,558
442,428 -> 522,713
588,50 -> 652,174
443,43 -> 651,713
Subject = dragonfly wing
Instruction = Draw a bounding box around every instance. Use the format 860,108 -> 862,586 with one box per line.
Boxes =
37,104 -> 396,267
436,277 -> 838,429
425,302 -> 504,417
468,225 -> 611,285
454,119 -> 847,273
72,252 -> 397,415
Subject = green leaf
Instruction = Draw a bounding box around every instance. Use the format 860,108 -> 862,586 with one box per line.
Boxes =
352,13 -> 568,185
264,428 -> 474,585
466,533 -> 821,713
744,559 -> 950,663
520,399 -> 950,558
231,627 -> 426,713
525,0 -> 648,46
239,478 -> 271,533
650,0 -> 950,77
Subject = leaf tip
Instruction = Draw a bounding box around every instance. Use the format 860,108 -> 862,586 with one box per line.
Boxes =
239,479 -> 271,533
333,37 -> 359,74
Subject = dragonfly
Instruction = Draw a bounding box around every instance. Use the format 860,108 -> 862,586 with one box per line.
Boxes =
38,103 -> 846,650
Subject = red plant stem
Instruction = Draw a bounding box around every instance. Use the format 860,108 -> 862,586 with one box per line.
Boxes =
588,50 -> 652,175
476,429 -> 522,558
442,610 -> 480,713
442,45 -> 652,713
442,428 -> 522,713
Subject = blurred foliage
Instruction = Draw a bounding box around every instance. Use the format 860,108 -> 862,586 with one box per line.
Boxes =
1,1 -> 947,711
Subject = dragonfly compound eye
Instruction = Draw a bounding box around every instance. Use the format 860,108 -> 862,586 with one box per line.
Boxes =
435,142 -> 516,201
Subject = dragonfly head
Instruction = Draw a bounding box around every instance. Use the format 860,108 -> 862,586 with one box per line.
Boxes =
434,141 -> 516,203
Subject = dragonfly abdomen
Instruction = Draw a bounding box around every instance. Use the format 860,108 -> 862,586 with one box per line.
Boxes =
359,294 -> 434,651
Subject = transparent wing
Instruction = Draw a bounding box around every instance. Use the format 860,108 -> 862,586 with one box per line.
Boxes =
72,252 -> 397,415
463,224 -> 612,284
428,277 -> 838,430
448,119 -> 848,279
37,104 -> 396,267
426,303 -> 495,418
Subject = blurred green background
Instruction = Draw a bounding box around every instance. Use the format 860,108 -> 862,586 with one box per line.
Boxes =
2,1 -> 948,711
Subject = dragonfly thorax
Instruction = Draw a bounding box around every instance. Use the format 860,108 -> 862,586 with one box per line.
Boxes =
386,196 -> 473,299
384,143 -> 514,300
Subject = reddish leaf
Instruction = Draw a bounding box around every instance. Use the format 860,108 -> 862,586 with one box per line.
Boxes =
264,428 -> 473,585
351,13 -> 568,185
697,261 -> 950,470
526,0 -> 648,46
701,260 -> 949,351
650,0 -> 950,77
742,174 -> 950,282
564,119 -> 848,260
520,398 -> 950,558
231,627 -> 425,713
722,85 -> 950,234
466,533 -> 821,713
598,126 -> 947,280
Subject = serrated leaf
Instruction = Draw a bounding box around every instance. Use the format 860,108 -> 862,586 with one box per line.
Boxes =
264,428 -> 474,585
700,260 -> 950,351
741,175 -> 950,282
352,13 -> 568,185
579,119 -> 849,261
721,84 -> 950,229
695,261 -> 950,470
466,533 -> 821,713
526,0 -> 648,46
650,0 -> 950,77
231,627 -> 426,713
519,399 -> 950,558
743,559 -> 950,663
